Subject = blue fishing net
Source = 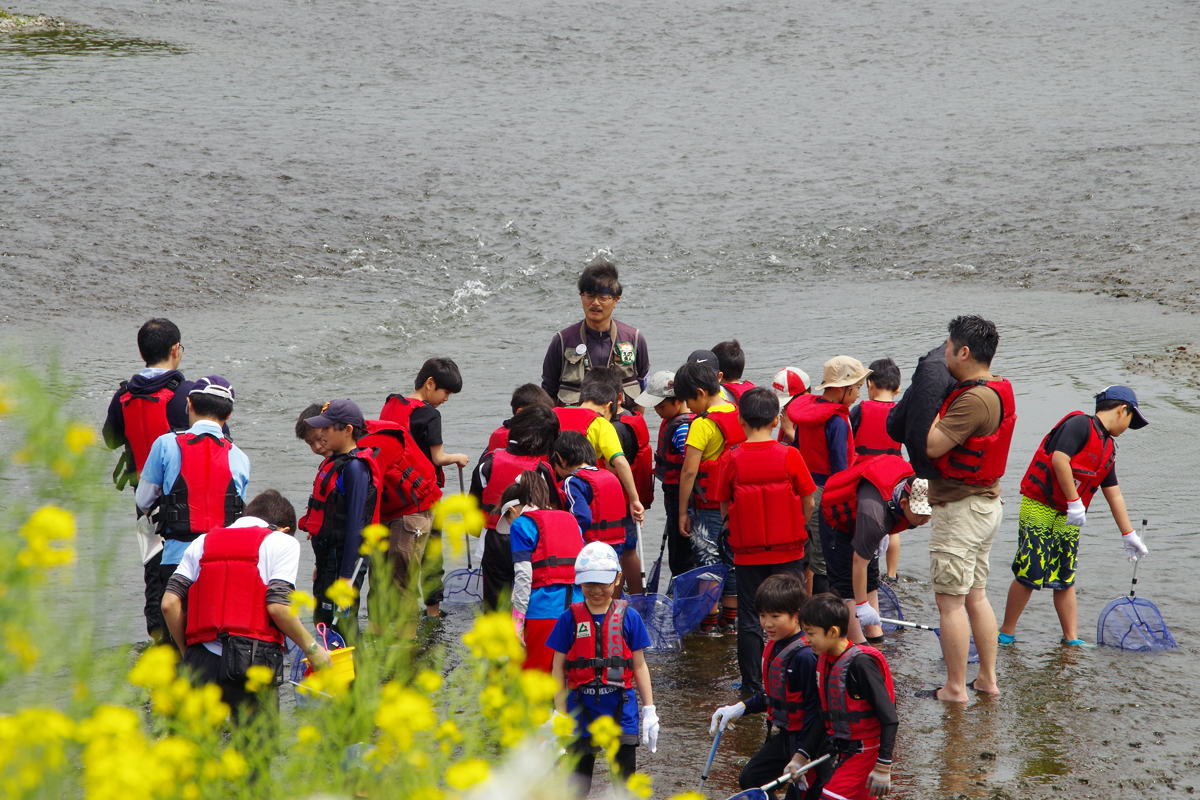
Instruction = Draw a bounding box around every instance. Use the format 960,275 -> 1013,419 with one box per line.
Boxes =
723,789 -> 772,800
670,564 -> 728,637
627,593 -> 681,652
1097,596 -> 1177,652
645,554 -> 665,597
877,582 -> 903,633
442,566 -> 482,605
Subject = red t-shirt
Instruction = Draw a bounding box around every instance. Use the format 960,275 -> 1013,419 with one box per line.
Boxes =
714,441 -> 817,565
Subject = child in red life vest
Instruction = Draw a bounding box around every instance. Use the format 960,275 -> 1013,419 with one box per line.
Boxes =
714,339 -> 756,405
548,543 -> 659,798
634,370 -> 696,577
849,358 -> 905,583
497,472 -> 585,672
793,594 -> 898,800
297,400 -> 382,638
552,431 -> 630,552
483,383 -> 554,457
715,388 -> 816,695
773,366 -> 811,446
470,405 -> 561,610
710,574 -> 822,800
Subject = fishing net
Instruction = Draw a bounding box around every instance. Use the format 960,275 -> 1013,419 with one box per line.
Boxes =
877,582 -> 903,633
627,593 -> 681,652
442,567 -> 482,605
290,626 -> 347,707
1097,596 -> 1177,652
670,564 -> 728,637
645,554 -> 665,597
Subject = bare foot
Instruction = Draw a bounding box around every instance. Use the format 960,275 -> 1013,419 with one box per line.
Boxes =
969,678 -> 1001,696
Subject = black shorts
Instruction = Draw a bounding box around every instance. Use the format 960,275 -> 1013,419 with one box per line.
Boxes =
822,520 -> 879,601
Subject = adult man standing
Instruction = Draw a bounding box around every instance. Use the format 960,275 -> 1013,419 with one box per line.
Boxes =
541,261 -> 650,411
918,316 -> 1015,703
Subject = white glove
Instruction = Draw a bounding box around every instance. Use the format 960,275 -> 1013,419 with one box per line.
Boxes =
709,702 -> 746,733
856,601 -> 882,628
1066,498 -> 1086,527
1122,531 -> 1148,561
785,755 -> 810,789
641,705 -> 660,753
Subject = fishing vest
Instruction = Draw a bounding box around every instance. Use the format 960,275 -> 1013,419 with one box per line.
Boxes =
554,320 -> 642,407
725,443 -> 808,556
481,450 -> 549,529
655,413 -> 694,488
816,644 -> 895,742
854,400 -> 903,457
571,466 -> 627,546
1020,411 -> 1115,511
762,636 -> 810,731
299,449 -> 382,542
185,526 -> 284,648
722,381 -> 756,405
360,419 -> 440,520
118,378 -> 180,476
160,432 -> 244,541
790,395 -> 856,479
692,409 -> 748,509
822,454 -> 915,537
564,599 -> 634,690
932,378 -> 1017,486
526,509 -> 584,589
620,411 -> 654,507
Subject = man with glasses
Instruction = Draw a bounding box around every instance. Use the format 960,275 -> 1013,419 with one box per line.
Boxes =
541,261 -> 650,411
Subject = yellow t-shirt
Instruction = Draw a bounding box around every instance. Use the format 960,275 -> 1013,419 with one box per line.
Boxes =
586,417 -> 625,463
685,402 -> 737,462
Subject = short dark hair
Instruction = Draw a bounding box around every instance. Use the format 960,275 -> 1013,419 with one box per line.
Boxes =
712,340 -> 746,381
243,489 -> 297,532
583,367 -> 624,399
295,403 -> 323,439
672,361 -> 721,400
947,316 -> 999,367
1095,396 -> 1133,415
507,404 -> 559,457
511,384 -> 553,415
552,430 -> 597,469
756,573 -> 807,616
867,358 -> 901,392
738,387 -> 780,429
799,593 -> 850,636
188,392 -> 233,422
415,357 -> 463,393
579,381 -> 618,415
578,261 -> 622,297
333,421 -> 367,440
137,318 -> 181,365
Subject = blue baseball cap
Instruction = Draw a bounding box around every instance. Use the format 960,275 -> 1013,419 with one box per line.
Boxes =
1096,385 -> 1148,429
189,375 -> 235,402
305,399 -> 365,429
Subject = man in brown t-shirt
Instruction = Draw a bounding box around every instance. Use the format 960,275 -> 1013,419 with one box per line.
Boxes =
918,316 -> 1011,704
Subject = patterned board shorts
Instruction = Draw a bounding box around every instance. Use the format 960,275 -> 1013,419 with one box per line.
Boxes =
1011,496 -> 1080,591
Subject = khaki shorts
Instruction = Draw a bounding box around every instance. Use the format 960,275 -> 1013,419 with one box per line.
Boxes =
928,494 -> 1003,595
387,511 -> 434,587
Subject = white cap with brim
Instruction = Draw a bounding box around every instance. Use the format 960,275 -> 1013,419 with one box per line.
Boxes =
634,370 -> 676,407
575,541 -> 621,584
495,498 -> 523,535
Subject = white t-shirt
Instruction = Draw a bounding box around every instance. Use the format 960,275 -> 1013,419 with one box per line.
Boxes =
175,515 -> 301,655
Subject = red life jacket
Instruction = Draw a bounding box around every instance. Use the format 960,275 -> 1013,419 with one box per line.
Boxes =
723,381 -> 757,405
821,455 -> 915,537
693,409 -> 747,509
571,466 -> 627,546
160,432 -> 244,541
564,599 -> 634,689
1020,411 -> 1115,511
525,509 -> 584,589
299,448 -> 382,541
655,413 -> 694,488
118,378 -> 180,475
481,450 -> 549,529
620,411 -> 654,507
932,378 -> 1017,485
725,443 -> 808,556
554,406 -> 599,435
790,395 -> 856,478
185,526 -> 284,647
485,423 -> 510,456
762,636 -> 810,731
379,394 -> 425,429
816,644 -> 895,742
360,419 -> 441,520
854,400 -> 903,458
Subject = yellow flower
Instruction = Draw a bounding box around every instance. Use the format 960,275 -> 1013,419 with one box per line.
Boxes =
669,793 -> 707,800
627,772 -> 653,799
150,677 -> 193,716
244,664 -> 275,693
128,645 -> 178,690
76,705 -> 141,740
375,682 -> 437,750
407,750 -> 430,769
462,612 -> 524,663
587,716 -> 622,762
152,736 -> 199,781
415,669 -> 443,694
432,493 -> 486,539
0,383 -> 12,415
325,578 -> 359,608
17,505 -> 76,569
4,625 -> 40,671
65,422 -> 96,454
478,684 -> 507,717
177,683 -> 229,733
181,783 -> 201,800
519,669 -> 560,706
289,589 -> 316,618
359,523 -> 390,555
552,712 -> 576,738
445,758 -> 490,790
297,725 -> 321,746
220,748 -> 248,779
408,789 -> 444,800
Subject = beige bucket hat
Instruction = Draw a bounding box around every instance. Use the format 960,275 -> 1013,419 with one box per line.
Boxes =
813,356 -> 871,392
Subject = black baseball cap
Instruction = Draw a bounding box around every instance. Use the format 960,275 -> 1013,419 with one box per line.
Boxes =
687,349 -> 720,368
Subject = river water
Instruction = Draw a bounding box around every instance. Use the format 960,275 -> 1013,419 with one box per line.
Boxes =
3,0 -> 1199,797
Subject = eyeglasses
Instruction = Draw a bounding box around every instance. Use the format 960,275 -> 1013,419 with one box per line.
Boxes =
580,292 -> 617,303
177,344 -> 185,354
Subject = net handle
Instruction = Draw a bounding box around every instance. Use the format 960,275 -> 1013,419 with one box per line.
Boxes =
757,754 -> 832,793
1129,518 -> 1147,598
459,465 -> 472,570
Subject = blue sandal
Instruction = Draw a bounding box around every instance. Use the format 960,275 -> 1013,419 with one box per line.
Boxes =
998,632 -> 1016,646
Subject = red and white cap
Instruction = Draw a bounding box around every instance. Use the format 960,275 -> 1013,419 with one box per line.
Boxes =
771,367 -> 809,401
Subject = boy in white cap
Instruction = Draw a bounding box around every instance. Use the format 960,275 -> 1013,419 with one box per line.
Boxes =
548,542 -> 659,798
773,366 -> 810,445
136,375 -> 250,645
635,370 -> 696,577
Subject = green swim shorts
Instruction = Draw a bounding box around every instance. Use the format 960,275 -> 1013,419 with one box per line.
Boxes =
1011,496 -> 1080,591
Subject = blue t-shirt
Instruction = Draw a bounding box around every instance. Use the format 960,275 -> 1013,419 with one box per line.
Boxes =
509,515 -> 585,619
546,603 -> 651,738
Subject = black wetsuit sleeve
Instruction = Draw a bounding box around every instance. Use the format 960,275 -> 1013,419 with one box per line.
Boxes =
849,403 -> 862,435
799,701 -> 826,760
744,693 -> 767,715
470,454 -> 491,501
103,390 -> 126,450
339,459 -> 370,579
790,648 -> 823,757
1101,465 -> 1118,488
851,483 -> 893,560
1045,414 -> 1092,458
542,333 -> 564,402
847,655 -> 898,762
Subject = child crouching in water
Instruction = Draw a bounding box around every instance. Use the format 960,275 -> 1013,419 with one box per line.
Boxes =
549,542 -> 659,798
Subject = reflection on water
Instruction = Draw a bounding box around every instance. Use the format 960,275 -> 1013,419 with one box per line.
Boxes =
0,26 -> 184,58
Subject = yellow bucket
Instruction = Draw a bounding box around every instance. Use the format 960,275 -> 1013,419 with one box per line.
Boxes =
328,646 -> 356,682
299,646 -> 356,697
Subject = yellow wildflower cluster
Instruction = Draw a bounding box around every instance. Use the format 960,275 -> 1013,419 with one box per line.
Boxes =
64,423 -> 96,455
129,646 -> 230,734
374,681 -> 437,760
359,523 -> 389,556
289,589 -> 317,618
16,505 -> 76,570
461,611 -> 524,664
0,708 -> 74,797
325,577 -> 359,609
4,624 -> 40,671
432,493 -> 486,542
